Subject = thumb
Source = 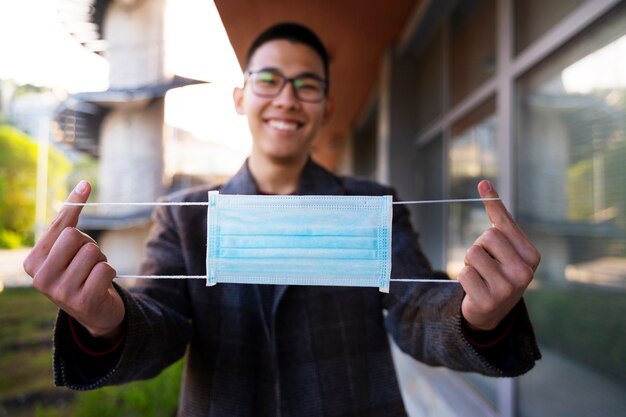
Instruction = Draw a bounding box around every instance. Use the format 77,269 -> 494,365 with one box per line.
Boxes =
24,181 -> 92,277
36,180 -> 91,247
58,180 -> 92,228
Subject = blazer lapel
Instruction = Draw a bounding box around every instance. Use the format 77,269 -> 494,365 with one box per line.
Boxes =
296,157 -> 345,196
220,159 -> 260,195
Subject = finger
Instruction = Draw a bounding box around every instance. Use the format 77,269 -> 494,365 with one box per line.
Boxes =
457,265 -> 490,307
48,227 -> 97,270
64,261 -> 119,337
476,228 -> 534,287
475,228 -> 517,262
80,261 -> 124,339
64,242 -> 108,292
477,180 -> 515,230
45,180 -> 91,241
459,265 -> 506,331
82,261 -> 118,316
25,181 -> 91,275
83,261 -> 117,298
37,242 -> 106,307
478,180 -> 540,269
32,227 -> 96,288
464,244 -> 510,295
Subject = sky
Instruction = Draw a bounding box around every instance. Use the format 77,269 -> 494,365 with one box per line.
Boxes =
0,0 -> 251,153
0,0 -> 108,92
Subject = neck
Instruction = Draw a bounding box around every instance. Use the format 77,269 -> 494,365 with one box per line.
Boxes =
248,153 -> 308,195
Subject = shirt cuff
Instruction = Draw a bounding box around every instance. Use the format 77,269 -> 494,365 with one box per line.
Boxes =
68,316 -> 125,356
462,308 -> 516,350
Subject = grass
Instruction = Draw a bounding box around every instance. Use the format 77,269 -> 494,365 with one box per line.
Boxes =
0,286 -> 58,349
525,284 -> 626,385
70,363 -> 182,417
6,282 -> 623,414
0,287 -> 182,417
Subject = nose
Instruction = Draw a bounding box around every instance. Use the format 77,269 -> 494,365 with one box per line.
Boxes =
272,81 -> 301,109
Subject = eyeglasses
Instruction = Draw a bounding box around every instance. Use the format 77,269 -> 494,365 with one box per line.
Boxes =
245,69 -> 328,103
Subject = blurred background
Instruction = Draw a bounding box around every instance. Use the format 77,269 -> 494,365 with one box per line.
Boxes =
0,0 -> 624,416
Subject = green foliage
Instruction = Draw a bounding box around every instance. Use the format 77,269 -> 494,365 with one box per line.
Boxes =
0,287 -> 183,416
566,158 -> 594,221
604,139 -> 626,231
567,139 -> 626,228
66,152 -> 100,202
0,124 -> 72,248
0,229 -> 22,248
0,125 -> 37,239
71,361 -> 183,417
0,287 -> 58,400
525,285 -> 626,385
36,405 -> 68,417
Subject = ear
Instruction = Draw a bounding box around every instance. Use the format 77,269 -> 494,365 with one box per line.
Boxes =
233,86 -> 245,115
321,96 -> 334,126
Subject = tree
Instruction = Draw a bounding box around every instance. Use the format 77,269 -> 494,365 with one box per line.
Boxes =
0,124 -> 71,248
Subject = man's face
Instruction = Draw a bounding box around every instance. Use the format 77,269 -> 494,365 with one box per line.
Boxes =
234,40 -> 332,164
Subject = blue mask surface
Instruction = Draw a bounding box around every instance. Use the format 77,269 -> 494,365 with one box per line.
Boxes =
206,191 -> 393,292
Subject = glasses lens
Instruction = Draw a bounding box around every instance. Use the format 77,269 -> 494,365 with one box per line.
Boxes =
292,77 -> 325,102
250,71 -> 283,96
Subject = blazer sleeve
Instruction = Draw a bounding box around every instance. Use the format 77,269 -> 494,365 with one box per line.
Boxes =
52,202 -> 194,390
382,196 -> 541,377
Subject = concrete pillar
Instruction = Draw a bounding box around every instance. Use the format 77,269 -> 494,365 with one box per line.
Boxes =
98,101 -> 165,215
104,0 -> 167,88
95,0 -> 168,215
94,0 -> 168,274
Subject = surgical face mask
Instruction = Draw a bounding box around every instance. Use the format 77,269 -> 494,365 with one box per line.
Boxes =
206,191 -> 393,292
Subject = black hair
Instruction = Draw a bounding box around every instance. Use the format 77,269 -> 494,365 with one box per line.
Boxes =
246,22 -> 330,83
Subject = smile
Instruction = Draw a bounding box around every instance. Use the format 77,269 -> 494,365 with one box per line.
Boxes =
266,119 -> 302,132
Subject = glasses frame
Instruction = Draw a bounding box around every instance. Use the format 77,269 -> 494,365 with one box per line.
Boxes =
245,69 -> 328,103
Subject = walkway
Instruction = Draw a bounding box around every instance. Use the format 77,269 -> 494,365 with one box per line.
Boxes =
0,248 -> 33,289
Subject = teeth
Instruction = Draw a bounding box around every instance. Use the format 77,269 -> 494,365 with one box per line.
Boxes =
268,120 -> 298,131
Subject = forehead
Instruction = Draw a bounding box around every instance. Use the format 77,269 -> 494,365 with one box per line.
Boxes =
248,40 -> 325,76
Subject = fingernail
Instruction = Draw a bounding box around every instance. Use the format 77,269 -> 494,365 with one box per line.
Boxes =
481,180 -> 493,193
74,181 -> 88,195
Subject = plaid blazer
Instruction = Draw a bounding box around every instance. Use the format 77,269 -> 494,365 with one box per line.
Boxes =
53,158 -> 540,417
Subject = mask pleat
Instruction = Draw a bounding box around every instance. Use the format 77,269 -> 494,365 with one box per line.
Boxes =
220,235 -> 378,249
215,258 -> 381,276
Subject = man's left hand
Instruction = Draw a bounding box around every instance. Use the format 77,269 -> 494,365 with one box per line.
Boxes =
458,180 -> 541,331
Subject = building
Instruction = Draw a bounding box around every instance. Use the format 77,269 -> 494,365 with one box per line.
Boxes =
55,0 -> 208,274
343,1 -> 625,416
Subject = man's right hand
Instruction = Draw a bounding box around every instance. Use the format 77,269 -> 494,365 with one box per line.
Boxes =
23,181 -> 125,342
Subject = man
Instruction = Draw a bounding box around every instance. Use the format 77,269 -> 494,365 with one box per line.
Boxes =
24,23 -> 541,417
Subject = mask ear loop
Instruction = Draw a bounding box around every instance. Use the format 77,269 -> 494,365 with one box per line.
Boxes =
392,197 -> 500,205
111,275 -> 459,284
63,197 -> 500,207
63,197 -> 499,284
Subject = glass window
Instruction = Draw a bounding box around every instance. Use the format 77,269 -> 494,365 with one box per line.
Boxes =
416,27 -> 444,131
447,98 -> 498,277
415,135 -> 445,269
447,97 -> 499,407
353,105 -> 378,180
516,4 -> 626,416
514,0 -> 586,55
449,0 -> 496,107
